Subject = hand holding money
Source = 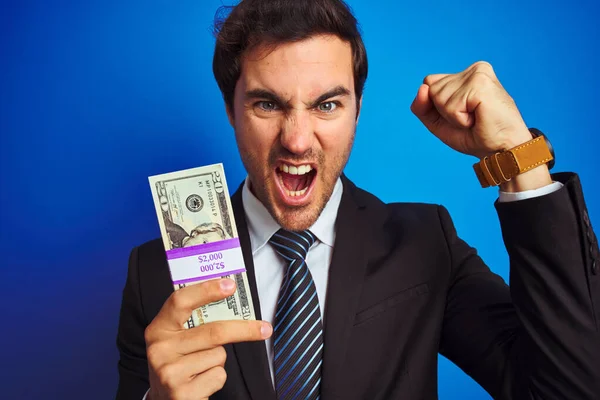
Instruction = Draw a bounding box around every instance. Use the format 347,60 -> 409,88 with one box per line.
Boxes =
149,164 -> 256,326
145,278 -> 273,400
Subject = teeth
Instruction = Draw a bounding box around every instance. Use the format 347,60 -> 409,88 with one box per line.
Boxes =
279,163 -> 313,175
284,187 -> 308,197
277,164 -> 313,198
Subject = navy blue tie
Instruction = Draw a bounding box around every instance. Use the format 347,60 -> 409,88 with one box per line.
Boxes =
269,229 -> 323,400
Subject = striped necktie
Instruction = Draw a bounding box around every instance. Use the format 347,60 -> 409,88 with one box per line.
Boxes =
269,229 -> 323,400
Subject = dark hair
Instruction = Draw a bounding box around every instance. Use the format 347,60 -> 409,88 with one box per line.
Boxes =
212,0 -> 368,115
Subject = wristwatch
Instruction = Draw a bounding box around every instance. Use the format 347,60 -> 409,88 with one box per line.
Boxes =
529,128 -> 555,170
473,128 -> 555,188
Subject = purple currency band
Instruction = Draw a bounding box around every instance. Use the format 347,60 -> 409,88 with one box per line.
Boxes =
172,268 -> 246,285
166,238 -> 241,260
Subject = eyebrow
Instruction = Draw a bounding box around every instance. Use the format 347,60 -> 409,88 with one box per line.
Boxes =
244,85 -> 351,108
244,89 -> 288,106
309,86 -> 351,108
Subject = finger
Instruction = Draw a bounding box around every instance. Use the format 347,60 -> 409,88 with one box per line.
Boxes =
187,346 -> 228,374
428,70 -> 459,97
444,85 -> 474,128
159,346 -> 227,387
466,60 -> 498,81
410,84 -> 465,148
427,73 -> 454,94
432,81 -> 473,130
153,278 -> 237,332
174,366 -> 227,400
423,73 -> 450,86
410,84 -> 443,129
426,71 -> 478,131
427,74 -> 460,117
176,319 -> 272,354
410,84 -> 431,116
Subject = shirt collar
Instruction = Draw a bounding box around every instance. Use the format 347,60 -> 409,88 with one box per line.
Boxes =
241,176 -> 343,254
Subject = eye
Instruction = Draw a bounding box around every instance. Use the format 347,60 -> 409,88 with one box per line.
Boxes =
256,101 -> 280,112
317,101 -> 338,113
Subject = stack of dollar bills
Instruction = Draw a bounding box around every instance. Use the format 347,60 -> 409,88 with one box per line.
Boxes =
149,164 -> 256,328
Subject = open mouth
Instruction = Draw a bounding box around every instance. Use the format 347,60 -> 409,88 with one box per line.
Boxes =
274,162 -> 317,205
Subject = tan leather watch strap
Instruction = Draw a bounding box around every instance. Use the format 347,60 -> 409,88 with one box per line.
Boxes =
473,136 -> 554,188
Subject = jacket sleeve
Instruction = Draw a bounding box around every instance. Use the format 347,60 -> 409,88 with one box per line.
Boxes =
115,246 -> 151,400
438,172 -> 600,399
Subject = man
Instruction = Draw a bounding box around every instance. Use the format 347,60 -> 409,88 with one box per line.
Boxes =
116,0 -> 600,399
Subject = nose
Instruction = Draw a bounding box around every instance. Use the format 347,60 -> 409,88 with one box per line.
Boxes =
280,109 -> 314,155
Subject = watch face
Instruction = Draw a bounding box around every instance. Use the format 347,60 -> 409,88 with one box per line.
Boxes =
529,128 -> 555,170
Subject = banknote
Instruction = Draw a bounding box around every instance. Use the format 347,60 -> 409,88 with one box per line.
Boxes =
148,163 -> 256,328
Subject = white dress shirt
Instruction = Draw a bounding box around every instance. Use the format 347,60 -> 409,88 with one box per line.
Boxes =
142,178 -> 563,398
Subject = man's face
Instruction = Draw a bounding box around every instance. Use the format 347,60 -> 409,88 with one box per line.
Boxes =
228,34 -> 360,231
182,225 -> 227,247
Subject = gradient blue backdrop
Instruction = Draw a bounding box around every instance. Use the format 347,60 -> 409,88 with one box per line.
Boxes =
1,0 -> 598,398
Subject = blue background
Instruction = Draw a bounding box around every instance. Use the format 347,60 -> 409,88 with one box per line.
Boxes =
1,0 -> 598,398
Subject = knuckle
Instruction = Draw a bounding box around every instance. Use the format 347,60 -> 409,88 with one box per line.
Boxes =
163,364 -> 179,386
447,99 -> 462,115
215,346 -> 227,366
238,321 -> 258,340
170,290 -> 190,311
212,366 -> 228,388
474,60 -> 493,71
144,324 -> 156,343
157,364 -> 177,389
448,105 -> 461,118
207,323 -> 226,344
146,342 -> 163,364
470,71 -> 493,87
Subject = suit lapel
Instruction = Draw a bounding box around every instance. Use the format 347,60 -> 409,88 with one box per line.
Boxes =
320,176 -> 374,398
230,185 -> 277,400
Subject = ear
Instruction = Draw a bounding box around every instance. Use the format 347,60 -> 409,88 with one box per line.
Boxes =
225,103 -> 235,127
356,96 -> 363,123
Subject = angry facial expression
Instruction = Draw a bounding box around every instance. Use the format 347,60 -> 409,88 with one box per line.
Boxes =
228,34 -> 360,231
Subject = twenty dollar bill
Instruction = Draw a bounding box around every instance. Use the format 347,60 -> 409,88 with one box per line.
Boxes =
148,163 -> 256,328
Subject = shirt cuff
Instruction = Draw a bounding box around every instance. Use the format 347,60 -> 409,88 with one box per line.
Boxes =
498,181 -> 564,203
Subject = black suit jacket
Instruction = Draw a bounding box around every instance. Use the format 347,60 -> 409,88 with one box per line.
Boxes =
116,172 -> 600,399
